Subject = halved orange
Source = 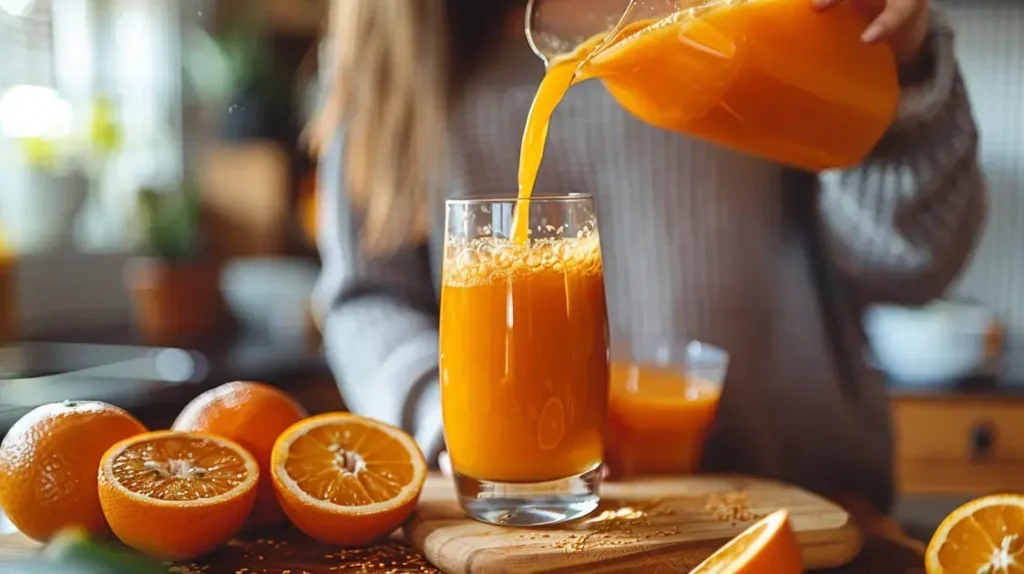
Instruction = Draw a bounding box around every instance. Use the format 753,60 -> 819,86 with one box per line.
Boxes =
270,412 -> 427,547
98,431 -> 259,560
925,494 -> 1024,573
690,509 -> 803,574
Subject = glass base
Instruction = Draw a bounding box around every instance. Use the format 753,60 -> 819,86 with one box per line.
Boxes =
454,463 -> 602,526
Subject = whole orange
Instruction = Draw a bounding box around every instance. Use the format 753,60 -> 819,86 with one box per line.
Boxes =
171,381 -> 307,530
0,401 -> 147,542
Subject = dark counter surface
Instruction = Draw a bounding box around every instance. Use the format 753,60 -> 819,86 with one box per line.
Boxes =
0,324 -> 333,433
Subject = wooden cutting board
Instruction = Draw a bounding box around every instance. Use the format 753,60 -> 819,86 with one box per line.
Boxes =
405,475 -> 864,574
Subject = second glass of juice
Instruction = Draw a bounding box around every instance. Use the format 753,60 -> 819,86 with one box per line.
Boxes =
439,195 -> 609,527
605,339 -> 729,476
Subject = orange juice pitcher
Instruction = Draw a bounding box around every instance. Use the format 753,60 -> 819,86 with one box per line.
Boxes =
525,0 -> 900,171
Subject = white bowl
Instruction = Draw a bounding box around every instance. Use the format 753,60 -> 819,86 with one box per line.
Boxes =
220,258 -> 320,339
864,300 -> 994,385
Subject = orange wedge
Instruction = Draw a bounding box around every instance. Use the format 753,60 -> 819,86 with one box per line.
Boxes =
925,494 -> 1024,573
98,431 -> 259,560
690,509 -> 803,574
270,412 -> 427,547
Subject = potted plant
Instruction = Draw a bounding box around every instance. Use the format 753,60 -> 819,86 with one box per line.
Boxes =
124,185 -> 226,343
73,97 -> 125,252
181,15 -> 292,143
217,26 -> 293,142
1,87 -> 91,252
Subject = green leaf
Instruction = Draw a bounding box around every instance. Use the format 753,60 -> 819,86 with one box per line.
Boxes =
135,185 -> 203,261
41,528 -> 165,574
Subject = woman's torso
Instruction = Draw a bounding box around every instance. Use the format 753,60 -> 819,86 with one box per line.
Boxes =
433,38 -> 894,508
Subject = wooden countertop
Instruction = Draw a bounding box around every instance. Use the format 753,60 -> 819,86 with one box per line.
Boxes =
0,530 -> 926,573
0,501 -> 928,573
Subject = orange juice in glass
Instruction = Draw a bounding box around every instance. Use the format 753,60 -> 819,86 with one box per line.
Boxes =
439,195 -> 609,526
605,340 -> 729,476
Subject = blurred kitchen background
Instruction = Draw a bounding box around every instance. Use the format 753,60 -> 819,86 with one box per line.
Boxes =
0,0 -> 334,424
0,0 -> 1021,536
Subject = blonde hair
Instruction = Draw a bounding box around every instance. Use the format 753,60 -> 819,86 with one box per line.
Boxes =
308,1 -> 445,254
312,0 -> 517,254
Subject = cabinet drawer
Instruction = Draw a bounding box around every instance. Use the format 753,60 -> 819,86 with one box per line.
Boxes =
898,458 -> 1024,494
893,399 -> 1024,494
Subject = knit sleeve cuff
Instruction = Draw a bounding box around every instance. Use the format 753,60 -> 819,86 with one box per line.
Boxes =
892,9 -> 957,130
413,376 -> 446,467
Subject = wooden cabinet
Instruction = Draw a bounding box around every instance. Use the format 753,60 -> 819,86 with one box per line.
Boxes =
196,143 -> 291,258
263,0 -> 325,35
892,394 -> 1024,494
211,0 -> 325,35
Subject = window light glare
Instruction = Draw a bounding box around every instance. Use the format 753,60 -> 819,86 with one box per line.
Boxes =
0,0 -> 34,17
0,85 -> 74,140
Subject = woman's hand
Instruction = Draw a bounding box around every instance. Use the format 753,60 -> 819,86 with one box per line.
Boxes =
812,0 -> 931,67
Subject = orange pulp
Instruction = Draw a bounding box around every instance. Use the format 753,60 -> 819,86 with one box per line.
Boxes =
518,0 -> 900,202
270,413 -> 427,547
690,509 -> 804,573
98,431 -> 259,561
605,363 -> 721,475
439,236 -> 609,482
925,494 -> 1024,573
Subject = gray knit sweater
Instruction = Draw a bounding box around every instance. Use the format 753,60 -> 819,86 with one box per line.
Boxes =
314,9 -> 985,510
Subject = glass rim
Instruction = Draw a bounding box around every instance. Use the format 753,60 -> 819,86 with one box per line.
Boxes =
445,194 -> 594,206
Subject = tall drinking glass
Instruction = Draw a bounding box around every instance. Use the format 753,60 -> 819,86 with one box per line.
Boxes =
439,195 -> 609,526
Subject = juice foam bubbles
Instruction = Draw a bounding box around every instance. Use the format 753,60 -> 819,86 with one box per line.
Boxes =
442,233 -> 603,288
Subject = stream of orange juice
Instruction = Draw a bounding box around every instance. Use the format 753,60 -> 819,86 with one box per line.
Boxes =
516,0 -> 899,205
605,363 -> 721,475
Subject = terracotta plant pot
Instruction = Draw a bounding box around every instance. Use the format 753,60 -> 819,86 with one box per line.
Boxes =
124,257 -> 226,344
0,258 -> 17,344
